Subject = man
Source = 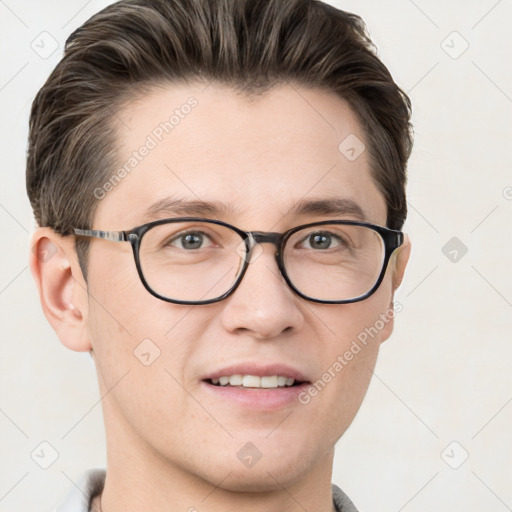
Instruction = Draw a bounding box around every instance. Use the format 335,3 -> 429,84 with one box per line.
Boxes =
27,0 -> 413,510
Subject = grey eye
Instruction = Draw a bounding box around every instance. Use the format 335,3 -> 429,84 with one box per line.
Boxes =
169,231 -> 212,250
301,232 -> 343,250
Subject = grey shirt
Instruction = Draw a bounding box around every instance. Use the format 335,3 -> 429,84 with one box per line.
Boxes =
56,468 -> 358,512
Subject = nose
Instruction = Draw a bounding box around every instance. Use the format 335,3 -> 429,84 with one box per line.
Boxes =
219,240 -> 305,339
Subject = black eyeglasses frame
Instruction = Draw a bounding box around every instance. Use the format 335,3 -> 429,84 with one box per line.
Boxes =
73,217 -> 404,305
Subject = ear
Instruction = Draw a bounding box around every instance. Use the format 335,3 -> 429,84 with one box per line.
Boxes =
29,227 -> 91,352
378,234 -> 411,345
390,233 -> 411,292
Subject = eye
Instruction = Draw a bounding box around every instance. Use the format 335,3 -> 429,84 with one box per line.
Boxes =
300,231 -> 344,250
168,231 -> 214,250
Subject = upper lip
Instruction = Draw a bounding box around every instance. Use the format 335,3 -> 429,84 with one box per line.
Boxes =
202,362 -> 310,382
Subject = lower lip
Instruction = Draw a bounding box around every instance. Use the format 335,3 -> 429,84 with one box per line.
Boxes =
201,381 -> 310,410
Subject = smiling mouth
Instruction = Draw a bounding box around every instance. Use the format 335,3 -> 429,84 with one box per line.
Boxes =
205,375 -> 306,389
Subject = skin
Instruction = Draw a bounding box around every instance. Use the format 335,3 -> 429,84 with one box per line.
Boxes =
30,83 -> 410,512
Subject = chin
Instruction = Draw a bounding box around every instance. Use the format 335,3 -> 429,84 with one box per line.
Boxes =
215,462 -> 309,493
190,444 -> 319,494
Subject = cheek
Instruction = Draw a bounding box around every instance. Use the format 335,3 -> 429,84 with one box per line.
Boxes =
86,243 -> 172,341
303,282 -> 397,434
84,272 -> 212,447
319,277 -> 396,356
84,246 -> 203,391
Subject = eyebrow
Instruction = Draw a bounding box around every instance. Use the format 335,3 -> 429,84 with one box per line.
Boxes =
287,197 -> 367,221
143,197 -> 231,219
143,196 -> 367,222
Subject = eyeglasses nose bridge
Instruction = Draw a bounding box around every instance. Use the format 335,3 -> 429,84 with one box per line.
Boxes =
244,231 -> 283,263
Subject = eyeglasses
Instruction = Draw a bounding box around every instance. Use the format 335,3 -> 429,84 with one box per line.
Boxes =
73,217 -> 403,305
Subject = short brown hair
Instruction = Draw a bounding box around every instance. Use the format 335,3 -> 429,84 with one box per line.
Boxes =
26,0 -> 413,276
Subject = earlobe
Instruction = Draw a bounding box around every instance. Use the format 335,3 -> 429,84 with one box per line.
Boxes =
29,228 -> 91,352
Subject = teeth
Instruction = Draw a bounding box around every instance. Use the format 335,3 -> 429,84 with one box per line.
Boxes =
229,374 -> 243,386
261,376 -> 278,388
242,375 -> 261,387
210,375 -> 297,388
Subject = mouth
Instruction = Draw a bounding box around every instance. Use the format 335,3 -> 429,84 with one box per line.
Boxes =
200,364 -> 311,410
204,374 -> 305,389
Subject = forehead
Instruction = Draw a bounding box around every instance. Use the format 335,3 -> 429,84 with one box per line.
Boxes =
93,82 -> 387,229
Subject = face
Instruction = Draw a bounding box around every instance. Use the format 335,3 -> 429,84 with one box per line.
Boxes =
80,83 -> 407,491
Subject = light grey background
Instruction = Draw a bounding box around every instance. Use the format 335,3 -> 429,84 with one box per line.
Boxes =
1,1 -> 511,511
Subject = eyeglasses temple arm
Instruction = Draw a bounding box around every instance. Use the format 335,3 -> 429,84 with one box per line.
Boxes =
73,228 -> 127,242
